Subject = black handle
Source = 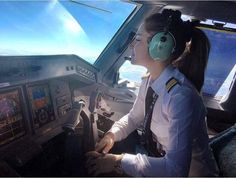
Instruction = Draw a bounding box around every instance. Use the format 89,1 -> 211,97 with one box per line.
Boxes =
62,100 -> 85,134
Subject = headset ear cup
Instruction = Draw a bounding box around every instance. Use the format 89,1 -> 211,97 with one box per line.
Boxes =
148,32 -> 175,61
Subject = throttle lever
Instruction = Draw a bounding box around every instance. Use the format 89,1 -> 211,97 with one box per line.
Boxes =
89,91 -> 101,113
86,90 -> 101,150
62,99 -> 85,134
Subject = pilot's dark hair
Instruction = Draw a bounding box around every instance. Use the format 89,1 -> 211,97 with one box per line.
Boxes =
145,9 -> 210,92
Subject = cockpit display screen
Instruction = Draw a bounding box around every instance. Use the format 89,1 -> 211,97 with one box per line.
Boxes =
28,84 -> 55,129
0,89 -> 26,146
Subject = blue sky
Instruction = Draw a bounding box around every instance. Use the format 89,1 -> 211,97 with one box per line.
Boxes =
0,0 -> 135,63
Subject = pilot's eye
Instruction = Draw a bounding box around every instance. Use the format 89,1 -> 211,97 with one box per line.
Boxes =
130,34 -> 142,45
134,35 -> 141,42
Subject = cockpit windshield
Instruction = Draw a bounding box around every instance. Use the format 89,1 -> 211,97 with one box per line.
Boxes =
0,0 -> 136,64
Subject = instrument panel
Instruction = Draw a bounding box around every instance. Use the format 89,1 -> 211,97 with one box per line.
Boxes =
0,89 -> 26,146
27,84 -> 55,129
0,55 -> 98,174
0,78 -> 73,149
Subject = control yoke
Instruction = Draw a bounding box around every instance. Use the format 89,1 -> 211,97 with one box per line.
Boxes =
62,99 -> 85,134
62,91 -> 99,152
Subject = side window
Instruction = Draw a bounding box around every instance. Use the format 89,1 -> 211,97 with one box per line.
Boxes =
118,60 -> 147,91
202,28 -> 236,100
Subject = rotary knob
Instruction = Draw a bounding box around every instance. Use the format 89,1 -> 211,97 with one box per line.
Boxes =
38,109 -> 48,124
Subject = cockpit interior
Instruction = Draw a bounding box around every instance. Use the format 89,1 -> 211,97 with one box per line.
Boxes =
0,1 -> 236,176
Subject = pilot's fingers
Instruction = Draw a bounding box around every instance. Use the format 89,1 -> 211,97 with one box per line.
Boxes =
85,151 -> 101,158
85,156 -> 95,168
86,158 -> 100,175
86,157 -> 99,168
86,154 -> 101,168
102,144 -> 113,154
95,141 -> 106,153
96,132 -> 115,153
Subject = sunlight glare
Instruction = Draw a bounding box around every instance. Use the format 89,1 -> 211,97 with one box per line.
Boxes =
64,18 -> 84,34
47,0 -> 58,11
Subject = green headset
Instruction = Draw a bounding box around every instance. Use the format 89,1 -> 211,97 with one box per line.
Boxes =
148,16 -> 176,61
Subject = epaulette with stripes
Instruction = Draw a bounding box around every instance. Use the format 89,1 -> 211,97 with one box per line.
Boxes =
166,77 -> 179,93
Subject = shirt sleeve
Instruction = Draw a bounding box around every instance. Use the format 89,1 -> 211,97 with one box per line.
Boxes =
108,79 -> 147,142
121,88 -> 198,176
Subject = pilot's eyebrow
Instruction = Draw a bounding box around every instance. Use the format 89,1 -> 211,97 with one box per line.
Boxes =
130,32 -> 142,43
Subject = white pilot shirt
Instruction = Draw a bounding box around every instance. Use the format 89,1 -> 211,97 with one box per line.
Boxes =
109,65 -> 219,177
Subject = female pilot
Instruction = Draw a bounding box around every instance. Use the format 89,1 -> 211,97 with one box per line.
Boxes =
86,9 -> 219,176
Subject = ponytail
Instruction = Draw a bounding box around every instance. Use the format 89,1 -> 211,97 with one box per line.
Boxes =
174,28 -> 210,92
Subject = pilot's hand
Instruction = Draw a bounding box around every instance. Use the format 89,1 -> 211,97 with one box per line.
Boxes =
86,151 -> 124,176
95,132 -> 115,154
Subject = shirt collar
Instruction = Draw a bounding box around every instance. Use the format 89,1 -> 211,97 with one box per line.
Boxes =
150,65 -> 176,95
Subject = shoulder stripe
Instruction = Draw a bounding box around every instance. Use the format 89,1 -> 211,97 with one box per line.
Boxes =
166,77 -> 179,93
